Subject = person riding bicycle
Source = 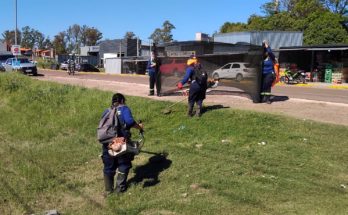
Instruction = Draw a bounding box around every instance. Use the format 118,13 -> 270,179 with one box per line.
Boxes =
100,93 -> 144,195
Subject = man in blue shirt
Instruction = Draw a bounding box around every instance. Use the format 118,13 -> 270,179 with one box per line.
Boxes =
101,93 -> 143,195
147,50 -> 161,96
178,56 -> 208,117
261,40 -> 276,104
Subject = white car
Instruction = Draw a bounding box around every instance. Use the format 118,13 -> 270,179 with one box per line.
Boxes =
2,58 -> 38,76
212,62 -> 256,82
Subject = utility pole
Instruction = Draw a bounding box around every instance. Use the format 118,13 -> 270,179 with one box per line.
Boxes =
136,37 -> 139,57
15,0 -> 18,45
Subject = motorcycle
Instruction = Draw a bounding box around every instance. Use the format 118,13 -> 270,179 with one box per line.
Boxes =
283,68 -> 306,84
67,60 -> 75,76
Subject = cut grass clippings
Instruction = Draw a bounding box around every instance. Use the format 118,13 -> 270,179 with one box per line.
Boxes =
0,73 -> 347,215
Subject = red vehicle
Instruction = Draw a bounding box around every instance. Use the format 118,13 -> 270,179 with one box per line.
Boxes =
160,58 -> 187,77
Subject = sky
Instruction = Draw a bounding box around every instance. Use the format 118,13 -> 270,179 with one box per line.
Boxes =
1,0 -> 268,43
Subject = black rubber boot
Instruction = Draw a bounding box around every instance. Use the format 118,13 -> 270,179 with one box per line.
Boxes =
103,174 -> 114,197
261,95 -> 266,103
265,95 -> 272,104
115,171 -> 128,193
195,102 -> 202,117
148,89 -> 154,96
187,107 -> 193,117
195,107 -> 202,117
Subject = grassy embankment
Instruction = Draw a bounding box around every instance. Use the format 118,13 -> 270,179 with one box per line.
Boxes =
0,73 -> 347,215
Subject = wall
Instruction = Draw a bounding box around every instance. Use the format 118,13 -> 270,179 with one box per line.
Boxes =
104,58 -> 122,74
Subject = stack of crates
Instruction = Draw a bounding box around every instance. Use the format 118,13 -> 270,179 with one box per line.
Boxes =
332,73 -> 342,84
325,64 -> 333,83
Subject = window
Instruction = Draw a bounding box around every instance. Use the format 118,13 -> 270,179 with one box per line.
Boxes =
222,64 -> 231,69
18,58 -> 30,63
232,64 -> 240,68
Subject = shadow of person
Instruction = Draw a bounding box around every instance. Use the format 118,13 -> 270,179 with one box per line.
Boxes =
271,95 -> 289,102
129,153 -> 172,188
202,104 -> 229,114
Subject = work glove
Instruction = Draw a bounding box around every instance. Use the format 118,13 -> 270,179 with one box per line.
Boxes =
177,82 -> 183,89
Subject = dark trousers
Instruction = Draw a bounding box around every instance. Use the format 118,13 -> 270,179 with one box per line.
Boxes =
149,72 -> 161,95
188,82 -> 206,114
261,73 -> 275,94
261,73 -> 275,102
102,148 -> 133,177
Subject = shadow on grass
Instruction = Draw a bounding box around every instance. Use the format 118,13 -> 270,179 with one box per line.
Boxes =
129,153 -> 172,188
203,105 -> 230,114
271,95 -> 289,102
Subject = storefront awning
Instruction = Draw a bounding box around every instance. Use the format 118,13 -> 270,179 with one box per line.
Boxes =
305,47 -> 348,51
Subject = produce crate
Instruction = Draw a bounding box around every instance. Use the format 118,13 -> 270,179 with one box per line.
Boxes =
331,73 -> 342,84
325,69 -> 332,83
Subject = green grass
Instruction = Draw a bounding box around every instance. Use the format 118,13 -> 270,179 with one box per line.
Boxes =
0,73 -> 347,215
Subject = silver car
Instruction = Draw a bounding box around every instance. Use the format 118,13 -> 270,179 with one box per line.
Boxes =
2,58 -> 38,76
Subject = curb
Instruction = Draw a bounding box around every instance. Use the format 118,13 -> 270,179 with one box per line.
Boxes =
40,68 -> 147,77
275,82 -> 348,90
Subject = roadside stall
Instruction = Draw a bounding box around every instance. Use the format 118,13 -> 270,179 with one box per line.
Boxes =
278,45 -> 348,83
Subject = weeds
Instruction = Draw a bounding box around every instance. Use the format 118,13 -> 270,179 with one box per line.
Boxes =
0,73 -> 347,214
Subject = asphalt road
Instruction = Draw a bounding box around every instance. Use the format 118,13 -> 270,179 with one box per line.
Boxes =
38,70 -> 348,104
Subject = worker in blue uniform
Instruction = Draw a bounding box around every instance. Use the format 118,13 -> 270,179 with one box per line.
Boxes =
178,56 -> 208,117
261,40 -> 276,104
100,93 -> 143,195
147,51 -> 161,96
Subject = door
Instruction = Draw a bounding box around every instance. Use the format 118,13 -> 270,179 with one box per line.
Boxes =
3,59 -> 13,71
218,63 -> 232,79
229,63 -> 241,79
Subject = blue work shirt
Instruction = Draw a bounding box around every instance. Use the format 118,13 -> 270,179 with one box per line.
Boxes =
263,47 -> 275,75
180,65 -> 195,85
147,59 -> 156,75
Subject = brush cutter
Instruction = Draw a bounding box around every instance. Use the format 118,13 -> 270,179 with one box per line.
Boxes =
108,131 -> 145,157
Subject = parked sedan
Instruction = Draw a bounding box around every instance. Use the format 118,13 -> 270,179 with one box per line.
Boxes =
2,58 -> 38,76
212,62 -> 256,82
60,61 -> 69,70
77,63 -> 100,72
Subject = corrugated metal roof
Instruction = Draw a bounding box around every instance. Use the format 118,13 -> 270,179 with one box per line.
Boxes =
214,31 -> 303,50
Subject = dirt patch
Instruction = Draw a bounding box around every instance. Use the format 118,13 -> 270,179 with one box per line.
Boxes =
35,75 -> 348,126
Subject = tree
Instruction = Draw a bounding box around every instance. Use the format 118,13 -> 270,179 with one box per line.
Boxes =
66,24 -> 81,53
261,1 -> 279,15
52,31 -> 67,55
161,20 -> 176,42
124,31 -> 136,40
304,11 -> 348,44
149,28 -> 163,44
149,20 -> 176,44
220,22 -> 248,33
219,0 -> 347,44
2,29 -> 21,47
81,27 -> 103,46
320,0 -> 348,15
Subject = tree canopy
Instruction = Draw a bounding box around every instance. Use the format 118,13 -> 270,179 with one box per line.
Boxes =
149,20 -> 176,44
219,0 -> 348,44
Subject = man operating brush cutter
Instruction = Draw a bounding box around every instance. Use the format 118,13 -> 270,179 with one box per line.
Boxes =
97,93 -> 144,196
177,55 -> 217,117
